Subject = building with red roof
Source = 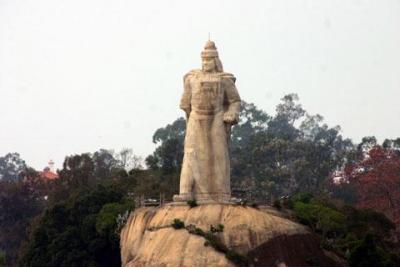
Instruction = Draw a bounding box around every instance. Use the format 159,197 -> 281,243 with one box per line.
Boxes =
39,160 -> 58,180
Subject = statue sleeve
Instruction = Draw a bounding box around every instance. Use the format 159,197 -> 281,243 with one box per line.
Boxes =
180,73 -> 192,117
223,76 -> 241,124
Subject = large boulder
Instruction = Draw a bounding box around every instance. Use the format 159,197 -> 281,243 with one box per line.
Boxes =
120,204 -> 345,267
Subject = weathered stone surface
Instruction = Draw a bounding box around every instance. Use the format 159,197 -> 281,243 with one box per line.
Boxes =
120,204 -> 345,267
174,41 -> 241,203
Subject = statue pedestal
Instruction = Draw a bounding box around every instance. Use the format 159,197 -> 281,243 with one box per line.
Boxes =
173,192 -> 231,203
120,204 -> 345,267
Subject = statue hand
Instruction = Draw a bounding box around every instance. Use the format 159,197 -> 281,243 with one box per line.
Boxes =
223,112 -> 237,124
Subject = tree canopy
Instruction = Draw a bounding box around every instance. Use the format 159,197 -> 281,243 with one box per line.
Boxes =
345,145 -> 400,227
1,94 -> 399,266
147,94 -> 356,202
18,184 -> 133,267
0,153 -> 27,181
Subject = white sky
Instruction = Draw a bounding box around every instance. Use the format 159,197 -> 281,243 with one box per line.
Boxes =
0,0 -> 399,170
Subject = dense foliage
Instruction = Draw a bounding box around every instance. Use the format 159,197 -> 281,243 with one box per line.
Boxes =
0,149 -> 138,266
0,153 -> 27,181
146,94 -> 356,202
282,193 -> 399,266
0,180 -> 45,265
0,250 -> 5,266
18,184 -> 133,267
1,94 -> 399,266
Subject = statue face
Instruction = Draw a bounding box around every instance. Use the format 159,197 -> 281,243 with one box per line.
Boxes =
202,57 -> 216,72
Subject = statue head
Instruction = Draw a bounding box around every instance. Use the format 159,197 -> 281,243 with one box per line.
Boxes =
201,41 -> 223,73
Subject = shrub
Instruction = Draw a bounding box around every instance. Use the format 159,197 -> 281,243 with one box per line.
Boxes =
293,201 -> 345,236
194,227 -> 205,236
292,192 -> 313,204
187,199 -> 198,208
273,199 -> 282,210
186,223 -> 247,266
282,198 -> 294,209
349,234 -> 395,267
210,224 -> 224,233
96,202 -> 132,235
226,250 -> 249,266
171,218 -> 185,229
305,256 -> 317,266
204,232 -> 228,253
251,203 -> 259,209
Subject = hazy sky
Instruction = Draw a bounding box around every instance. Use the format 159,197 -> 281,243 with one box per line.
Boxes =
0,0 -> 399,170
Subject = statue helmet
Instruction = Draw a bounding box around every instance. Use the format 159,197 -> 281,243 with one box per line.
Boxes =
201,40 -> 223,72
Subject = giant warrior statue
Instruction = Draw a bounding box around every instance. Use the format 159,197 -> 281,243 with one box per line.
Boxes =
173,41 -> 241,203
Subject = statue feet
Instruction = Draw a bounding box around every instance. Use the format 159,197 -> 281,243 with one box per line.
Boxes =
173,193 -> 231,203
173,193 -> 193,202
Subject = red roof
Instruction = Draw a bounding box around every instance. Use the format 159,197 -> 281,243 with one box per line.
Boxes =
40,168 -> 59,180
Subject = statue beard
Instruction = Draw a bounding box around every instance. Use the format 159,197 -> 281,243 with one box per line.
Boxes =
214,58 -> 224,72
202,58 -> 224,73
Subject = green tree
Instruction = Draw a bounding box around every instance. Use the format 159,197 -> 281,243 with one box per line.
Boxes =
146,117 -> 185,174
357,136 -> 377,158
349,234 -> 397,267
58,153 -> 95,188
231,95 -> 354,200
19,184 -> 133,267
230,101 -> 270,179
52,150 -> 137,204
293,200 -> 345,237
285,193 -> 398,263
145,95 -> 356,202
0,153 -> 27,181
0,250 -> 5,266
115,148 -> 143,171
382,138 -> 400,152
96,202 -> 132,235
92,149 -> 119,181
0,180 -> 44,266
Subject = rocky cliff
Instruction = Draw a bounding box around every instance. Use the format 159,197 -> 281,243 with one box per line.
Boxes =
120,204 -> 345,267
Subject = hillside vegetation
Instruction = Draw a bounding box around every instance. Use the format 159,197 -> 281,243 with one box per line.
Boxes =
0,94 -> 399,266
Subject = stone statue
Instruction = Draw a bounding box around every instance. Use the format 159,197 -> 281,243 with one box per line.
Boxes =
173,41 -> 241,203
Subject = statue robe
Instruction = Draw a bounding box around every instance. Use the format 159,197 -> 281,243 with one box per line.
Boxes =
178,70 -> 241,202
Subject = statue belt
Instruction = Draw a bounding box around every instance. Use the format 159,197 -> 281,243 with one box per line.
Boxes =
192,109 -> 223,118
